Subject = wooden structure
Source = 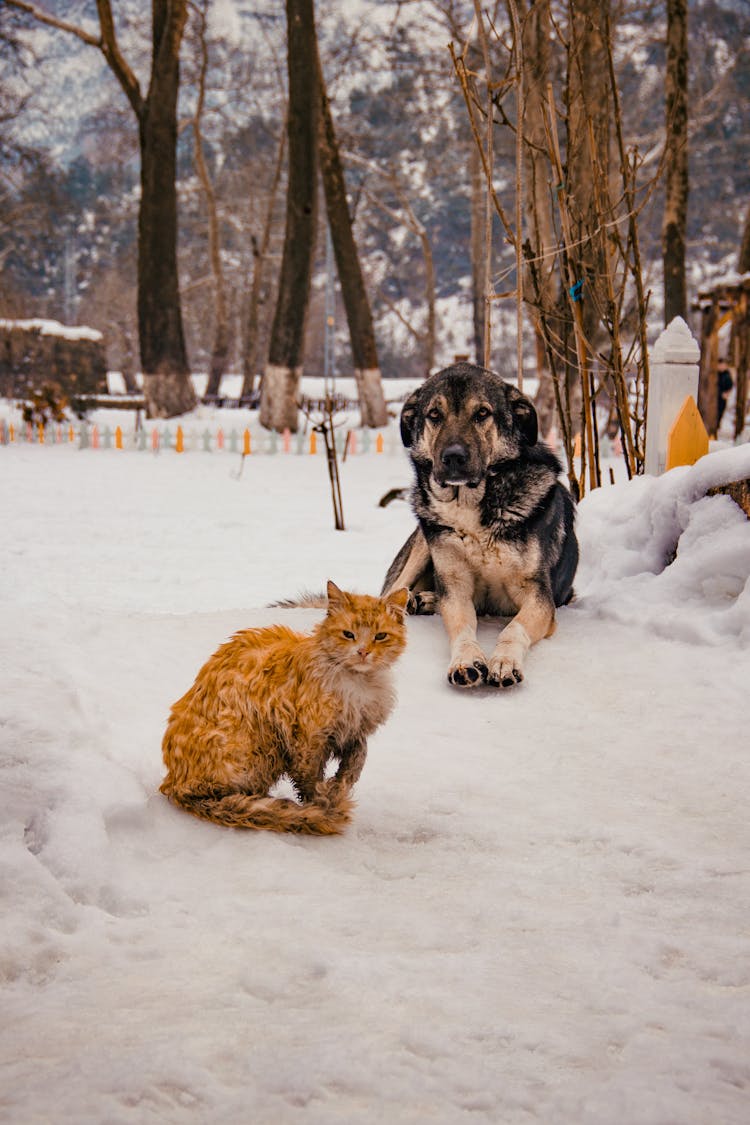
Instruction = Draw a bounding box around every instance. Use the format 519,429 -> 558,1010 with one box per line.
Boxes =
0,318 -> 107,399
694,276 -> 750,440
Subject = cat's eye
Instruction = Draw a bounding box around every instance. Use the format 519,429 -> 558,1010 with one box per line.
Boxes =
342,630 -> 355,639
375,632 -> 388,641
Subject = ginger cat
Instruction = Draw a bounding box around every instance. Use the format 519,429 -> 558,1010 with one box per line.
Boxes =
160,581 -> 408,834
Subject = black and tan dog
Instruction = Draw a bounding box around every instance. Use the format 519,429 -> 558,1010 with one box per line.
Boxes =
382,362 -> 578,688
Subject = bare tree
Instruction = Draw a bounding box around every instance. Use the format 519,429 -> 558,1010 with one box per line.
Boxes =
316,43 -> 388,427
186,0 -> 230,401
240,119 -> 286,402
469,140 -> 486,365
7,0 -> 195,418
260,0 -> 319,432
453,0 -> 652,495
663,0 -> 689,324
518,0 -> 558,437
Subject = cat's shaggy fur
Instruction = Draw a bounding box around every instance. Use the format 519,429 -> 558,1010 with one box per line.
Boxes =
160,582 -> 408,834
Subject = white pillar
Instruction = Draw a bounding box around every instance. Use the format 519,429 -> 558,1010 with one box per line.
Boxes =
644,316 -> 700,475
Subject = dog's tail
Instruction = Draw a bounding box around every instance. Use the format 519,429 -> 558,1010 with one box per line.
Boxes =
268,590 -> 327,609
161,784 -> 354,835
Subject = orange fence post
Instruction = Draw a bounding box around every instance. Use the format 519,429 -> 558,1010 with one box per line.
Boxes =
115,426 -> 123,450
283,428 -> 291,453
243,429 -> 251,455
665,396 -> 709,471
151,428 -> 159,453
376,433 -> 384,454
217,427 -> 224,451
91,425 -> 100,449
176,425 -> 184,453
310,430 -> 317,455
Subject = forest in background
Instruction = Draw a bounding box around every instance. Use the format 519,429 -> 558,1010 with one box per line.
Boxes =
1,0 -> 748,389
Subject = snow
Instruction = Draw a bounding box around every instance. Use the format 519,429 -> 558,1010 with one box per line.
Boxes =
1,423 -> 749,1124
0,317 -> 103,342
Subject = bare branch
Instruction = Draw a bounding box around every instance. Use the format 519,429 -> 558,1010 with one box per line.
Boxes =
5,0 -> 145,119
4,0 -> 100,47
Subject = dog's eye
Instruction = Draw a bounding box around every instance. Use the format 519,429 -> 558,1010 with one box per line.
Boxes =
426,408 -> 443,423
474,406 -> 492,421
342,630 -> 355,639
374,632 -> 388,642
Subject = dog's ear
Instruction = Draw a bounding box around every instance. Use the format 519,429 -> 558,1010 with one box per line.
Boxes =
399,389 -> 421,448
507,387 -> 538,446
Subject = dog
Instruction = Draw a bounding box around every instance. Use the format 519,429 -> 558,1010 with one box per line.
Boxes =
381,361 -> 578,688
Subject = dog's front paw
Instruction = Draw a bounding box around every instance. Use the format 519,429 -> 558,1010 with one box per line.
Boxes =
448,659 -> 488,687
447,641 -> 488,688
487,644 -> 525,688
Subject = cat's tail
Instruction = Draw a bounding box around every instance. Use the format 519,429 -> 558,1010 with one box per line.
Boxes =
267,590 -> 327,609
161,785 -> 355,835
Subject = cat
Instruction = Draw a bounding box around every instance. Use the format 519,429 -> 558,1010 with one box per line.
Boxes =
160,581 -> 409,834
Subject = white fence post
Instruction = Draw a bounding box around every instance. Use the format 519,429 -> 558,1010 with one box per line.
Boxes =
644,316 -> 701,476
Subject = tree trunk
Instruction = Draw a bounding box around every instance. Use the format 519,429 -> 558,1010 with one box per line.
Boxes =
315,43 -> 387,426
738,200 -> 750,274
519,0 -> 558,437
137,0 -> 194,418
663,0 -> 689,325
260,0 -> 319,432
191,1 -> 229,402
118,320 -> 139,393
241,119 -> 286,402
469,140 -> 485,367
565,0 -> 611,425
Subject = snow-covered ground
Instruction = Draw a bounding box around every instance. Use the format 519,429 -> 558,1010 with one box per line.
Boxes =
1,421 -> 749,1124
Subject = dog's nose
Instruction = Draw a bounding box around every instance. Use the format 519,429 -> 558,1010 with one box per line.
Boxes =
441,444 -> 469,473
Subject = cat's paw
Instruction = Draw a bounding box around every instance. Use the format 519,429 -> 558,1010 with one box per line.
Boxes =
314,778 -> 349,804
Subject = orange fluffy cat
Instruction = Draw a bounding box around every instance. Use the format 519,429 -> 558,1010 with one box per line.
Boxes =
160,581 -> 408,834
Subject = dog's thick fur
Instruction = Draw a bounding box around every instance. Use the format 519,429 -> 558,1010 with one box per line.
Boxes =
381,362 -> 578,688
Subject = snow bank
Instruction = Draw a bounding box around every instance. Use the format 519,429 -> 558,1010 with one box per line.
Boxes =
577,444 -> 750,645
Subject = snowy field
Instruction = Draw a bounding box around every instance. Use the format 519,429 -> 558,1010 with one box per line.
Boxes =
1,419 -> 749,1124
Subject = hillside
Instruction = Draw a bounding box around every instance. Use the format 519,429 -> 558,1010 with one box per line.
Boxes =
1,0 -> 748,379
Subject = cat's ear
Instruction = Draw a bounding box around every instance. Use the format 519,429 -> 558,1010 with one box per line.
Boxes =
326,580 -> 346,610
386,587 -> 409,617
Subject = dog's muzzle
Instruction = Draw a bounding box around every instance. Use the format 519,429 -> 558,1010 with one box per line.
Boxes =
436,442 -> 480,487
